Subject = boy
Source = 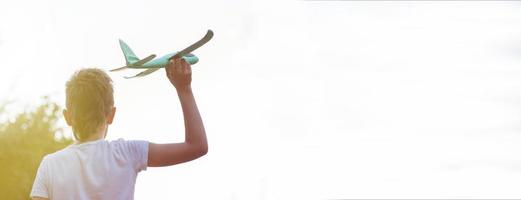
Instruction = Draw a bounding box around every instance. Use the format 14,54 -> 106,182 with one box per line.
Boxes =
30,57 -> 208,199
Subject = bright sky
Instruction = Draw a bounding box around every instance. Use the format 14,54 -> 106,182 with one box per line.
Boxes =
2,0 -> 521,199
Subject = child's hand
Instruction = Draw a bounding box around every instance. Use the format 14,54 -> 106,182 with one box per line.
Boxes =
166,57 -> 192,91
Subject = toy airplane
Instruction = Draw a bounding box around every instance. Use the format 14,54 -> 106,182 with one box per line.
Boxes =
110,30 -> 213,78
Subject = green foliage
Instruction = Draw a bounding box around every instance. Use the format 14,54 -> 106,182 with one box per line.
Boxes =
0,99 -> 72,200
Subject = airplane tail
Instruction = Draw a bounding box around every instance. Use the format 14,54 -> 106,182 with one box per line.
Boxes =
110,40 -> 157,72
119,39 -> 140,65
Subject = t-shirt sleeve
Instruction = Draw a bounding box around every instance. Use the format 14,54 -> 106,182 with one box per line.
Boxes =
30,157 -> 49,199
119,139 -> 149,172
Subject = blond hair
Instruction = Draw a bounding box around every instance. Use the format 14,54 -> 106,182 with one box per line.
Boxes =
66,68 -> 114,141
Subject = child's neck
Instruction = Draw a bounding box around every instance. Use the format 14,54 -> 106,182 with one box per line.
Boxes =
76,125 -> 107,144
77,135 -> 103,144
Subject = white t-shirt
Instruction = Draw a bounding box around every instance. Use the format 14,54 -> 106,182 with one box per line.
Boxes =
30,139 -> 149,200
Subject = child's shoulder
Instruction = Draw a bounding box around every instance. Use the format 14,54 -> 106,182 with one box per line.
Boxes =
108,138 -> 147,147
42,139 -> 148,161
39,144 -> 75,165
107,138 -> 149,151
43,139 -> 109,161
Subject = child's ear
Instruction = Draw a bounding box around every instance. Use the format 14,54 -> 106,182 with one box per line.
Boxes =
63,109 -> 72,126
107,107 -> 116,124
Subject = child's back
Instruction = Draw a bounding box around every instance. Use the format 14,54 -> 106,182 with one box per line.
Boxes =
31,58 -> 208,200
32,139 -> 147,199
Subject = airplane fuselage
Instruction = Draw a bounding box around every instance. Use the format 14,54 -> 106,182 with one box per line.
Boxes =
129,52 -> 199,69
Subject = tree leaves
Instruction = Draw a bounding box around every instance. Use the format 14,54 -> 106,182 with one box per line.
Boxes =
0,99 -> 72,200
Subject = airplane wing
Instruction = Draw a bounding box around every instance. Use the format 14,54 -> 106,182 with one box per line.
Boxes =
110,66 -> 129,72
110,54 -> 156,72
131,54 -> 156,66
169,29 -> 213,60
124,68 -> 161,79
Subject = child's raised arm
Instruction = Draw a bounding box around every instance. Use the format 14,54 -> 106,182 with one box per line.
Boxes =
147,58 -> 208,167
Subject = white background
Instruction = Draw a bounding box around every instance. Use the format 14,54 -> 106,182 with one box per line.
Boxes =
1,0 -> 521,199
